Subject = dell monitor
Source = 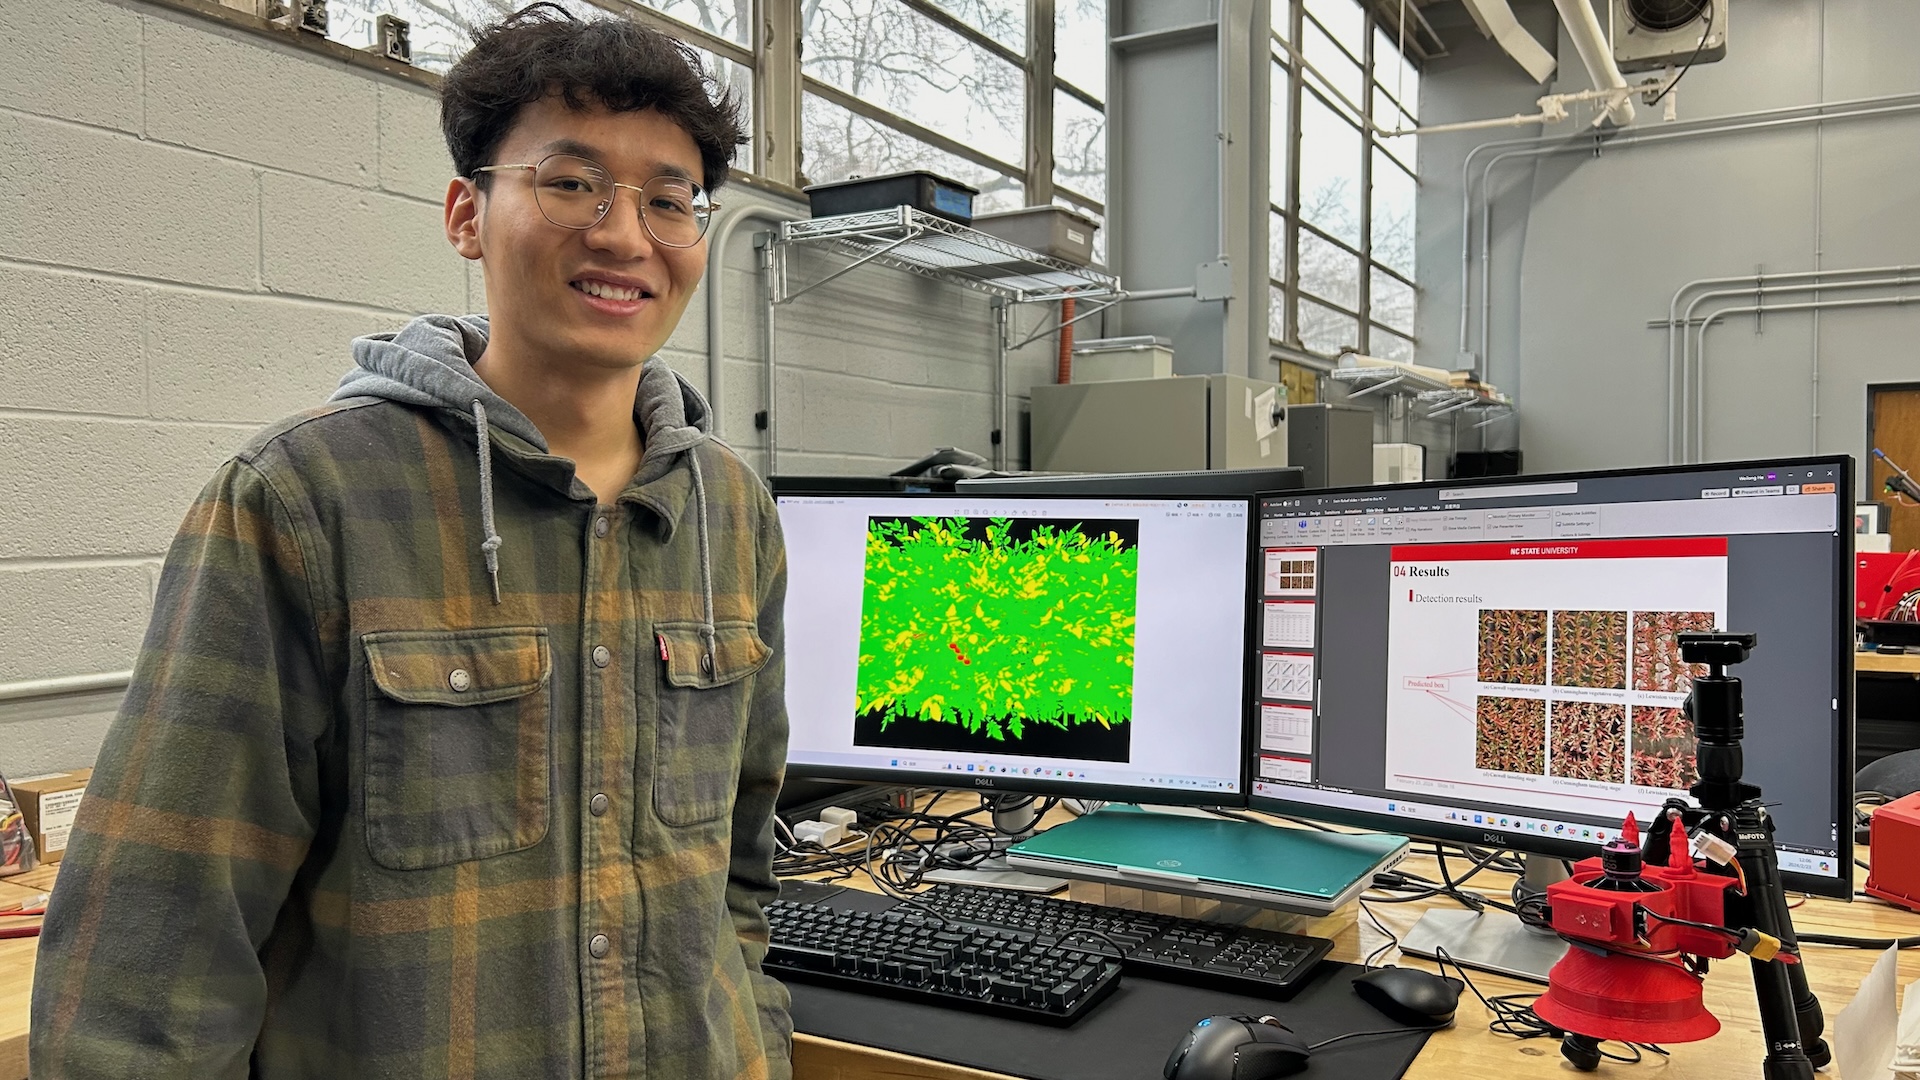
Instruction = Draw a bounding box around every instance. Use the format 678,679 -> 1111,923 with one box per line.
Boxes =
956,467 -> 1306,497
776,491 -> 1252,806
1246,456 -> 1854,925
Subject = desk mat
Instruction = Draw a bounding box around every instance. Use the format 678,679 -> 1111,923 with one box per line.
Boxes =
781,889 -> 1432,1080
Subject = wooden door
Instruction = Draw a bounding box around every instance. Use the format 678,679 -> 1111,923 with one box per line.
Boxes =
1869,384 -> 1920,552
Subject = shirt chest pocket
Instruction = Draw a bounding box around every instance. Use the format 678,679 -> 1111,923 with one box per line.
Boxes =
651,620 -> 769,828
361,627 -> 553,871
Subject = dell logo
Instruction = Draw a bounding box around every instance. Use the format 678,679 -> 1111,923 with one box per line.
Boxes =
974,778 -> 994,788
1483,832 -> 1507,844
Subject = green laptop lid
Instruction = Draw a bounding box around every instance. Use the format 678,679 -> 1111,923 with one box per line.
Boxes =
1008,807 -> 1408,900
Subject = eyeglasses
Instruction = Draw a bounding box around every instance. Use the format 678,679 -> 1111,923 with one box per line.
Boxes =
472,153 -> 720,248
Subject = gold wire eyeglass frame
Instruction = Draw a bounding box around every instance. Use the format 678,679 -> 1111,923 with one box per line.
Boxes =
472,155 -> 720,249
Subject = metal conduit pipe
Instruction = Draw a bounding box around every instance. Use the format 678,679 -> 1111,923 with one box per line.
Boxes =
1672,270 -> 1920,462
1455,90 -> 1920,372
1692,293 -> 1920,462
703,206 -> 794,440
1663,264 -> 1920,461
1473,99 -> 1920,383
0,671 -> 132,704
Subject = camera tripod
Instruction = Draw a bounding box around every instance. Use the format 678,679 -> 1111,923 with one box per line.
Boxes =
1640,632 -> 1829,1078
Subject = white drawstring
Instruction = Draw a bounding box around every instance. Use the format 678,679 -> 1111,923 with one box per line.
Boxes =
471,399 -> 504,604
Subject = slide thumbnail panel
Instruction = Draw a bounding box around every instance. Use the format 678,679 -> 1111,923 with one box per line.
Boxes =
1631,705 -> 1698,791
1552,610 -> 1627,689
1478,609 -> 1548,685
1549,700 -> 1626,783
1475,696 -> 1546,775
1633,611 -> 1717,692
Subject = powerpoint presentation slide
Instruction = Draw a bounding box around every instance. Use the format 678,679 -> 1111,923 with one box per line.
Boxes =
1263,601 -> 1317,649
1630,705 -> 1698,791
1261,651 -> 1315,702
1552,610 -> 1628,689
1265,548 -> 1318,596
1633,611 -> 1717,692
1259,755 -> 1313,784
852,515 -> 1139,762
1475,696 -> 1546,775
1382,537 -> 1727,821
1478,609 -> 1547,685
1548,700 -> 1626,783
1260,703 -> 1314,755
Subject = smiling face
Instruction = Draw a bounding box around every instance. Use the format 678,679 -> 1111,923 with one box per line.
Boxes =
445,96 -> 709,377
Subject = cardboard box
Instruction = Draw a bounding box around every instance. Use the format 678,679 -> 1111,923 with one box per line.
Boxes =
10,768 -> 90,864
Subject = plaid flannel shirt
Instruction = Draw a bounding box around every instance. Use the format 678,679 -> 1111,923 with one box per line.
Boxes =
31,360 -> 793,1079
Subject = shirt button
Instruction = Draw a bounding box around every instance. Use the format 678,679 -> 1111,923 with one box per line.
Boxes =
593,516 -> 609,538
592,645 -> 611,668
590,793 -> 609,817
448,668 -> 471,692
589,934 -> 611,959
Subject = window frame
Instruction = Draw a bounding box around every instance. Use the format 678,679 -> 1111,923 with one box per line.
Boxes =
1269,0 -> 1421,363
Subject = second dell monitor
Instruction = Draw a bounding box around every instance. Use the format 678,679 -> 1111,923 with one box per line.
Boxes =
778,492 -> 1251,802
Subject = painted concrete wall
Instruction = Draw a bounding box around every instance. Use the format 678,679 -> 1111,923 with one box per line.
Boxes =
0,0 -> 1056,772
1417,0 -> 1920,488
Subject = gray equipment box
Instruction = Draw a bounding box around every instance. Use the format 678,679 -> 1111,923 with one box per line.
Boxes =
971,206 -> 1101,266
1286,403 -> 1374,489
1029,375 -> 1287,473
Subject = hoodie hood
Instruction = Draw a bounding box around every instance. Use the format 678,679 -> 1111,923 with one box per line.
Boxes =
332,314 -> 719,630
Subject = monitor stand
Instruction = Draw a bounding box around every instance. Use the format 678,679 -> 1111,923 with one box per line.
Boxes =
918,794 -> 1070,893
1398,853 -> 1568,984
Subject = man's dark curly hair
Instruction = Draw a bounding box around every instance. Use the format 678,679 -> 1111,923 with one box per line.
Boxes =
442,2 -> 746,193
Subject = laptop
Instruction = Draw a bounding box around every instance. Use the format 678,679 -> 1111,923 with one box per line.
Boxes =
1005,806 -> 1408,916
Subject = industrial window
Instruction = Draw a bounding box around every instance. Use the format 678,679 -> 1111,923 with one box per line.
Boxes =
1270,0 -> 1421,363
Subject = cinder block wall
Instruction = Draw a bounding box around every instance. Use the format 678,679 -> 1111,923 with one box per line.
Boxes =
0,0 -> 1058,773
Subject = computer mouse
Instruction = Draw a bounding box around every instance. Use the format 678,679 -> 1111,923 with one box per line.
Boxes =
1351,966 -> 1465,1027
1163,1014 -> 1313,1080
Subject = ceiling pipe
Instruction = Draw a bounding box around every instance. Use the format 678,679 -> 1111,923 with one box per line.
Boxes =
703,206 -> 794,440
1459,0 -> 1557,83
1663,265 -> 1920,462
1550,0 -> 1635,126
1692,293 -> 1920,463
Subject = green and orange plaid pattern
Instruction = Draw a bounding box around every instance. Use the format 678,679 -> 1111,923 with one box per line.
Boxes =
31,382 -> 792,1079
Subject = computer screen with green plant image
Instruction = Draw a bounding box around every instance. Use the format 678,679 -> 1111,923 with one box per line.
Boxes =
777,492 -> 1251,806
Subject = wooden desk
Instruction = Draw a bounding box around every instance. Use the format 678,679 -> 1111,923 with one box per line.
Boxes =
5,834 -> 1914,1080
0,865 -> 54,1080
1858,650 -> 1920,675
792,817 -> 1920,1080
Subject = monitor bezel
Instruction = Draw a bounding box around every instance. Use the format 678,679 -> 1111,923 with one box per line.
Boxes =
775,487 -> 1258,808
1244,454 -> 1856,900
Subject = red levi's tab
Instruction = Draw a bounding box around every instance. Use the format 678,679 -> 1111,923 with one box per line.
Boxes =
1390,537 -> 1728,562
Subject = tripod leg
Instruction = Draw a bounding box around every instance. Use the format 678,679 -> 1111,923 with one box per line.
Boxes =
1726,809 -> 1820,1080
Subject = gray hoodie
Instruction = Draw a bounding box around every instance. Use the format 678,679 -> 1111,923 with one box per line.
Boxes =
332,313 -> 724,653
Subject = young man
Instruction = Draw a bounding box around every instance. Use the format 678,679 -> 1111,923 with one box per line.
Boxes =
31,6 -> 792,1077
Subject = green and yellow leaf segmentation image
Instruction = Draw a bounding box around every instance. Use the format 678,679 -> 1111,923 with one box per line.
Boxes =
855,516 -> 1140,745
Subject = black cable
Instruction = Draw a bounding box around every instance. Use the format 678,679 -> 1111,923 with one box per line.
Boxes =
1054,928 -> 1129,958
1799,932 -> 1920,949
1645,0 -> 1714,108
1306,1026 -> 1429,1051
1430,947 -> 1669,1063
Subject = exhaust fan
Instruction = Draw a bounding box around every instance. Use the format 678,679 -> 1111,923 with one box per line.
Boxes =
1611,0 -> 1726,73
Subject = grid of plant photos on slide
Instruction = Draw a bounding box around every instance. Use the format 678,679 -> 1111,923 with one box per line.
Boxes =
1552,610 -> 1627,689
1475,696 -> 1546,774
1631,705 -> 1698,790
853,516 -> 1139,762
1549,700 -> 1626,783
1634,610 -> 1716,692
1477,609 -> 1547,684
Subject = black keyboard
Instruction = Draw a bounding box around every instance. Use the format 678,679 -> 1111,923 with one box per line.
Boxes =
908,883 -> 1334,998
764,900 -> 1122,1024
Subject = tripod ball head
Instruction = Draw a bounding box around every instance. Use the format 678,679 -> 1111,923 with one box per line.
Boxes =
1678,632 -> 1756,673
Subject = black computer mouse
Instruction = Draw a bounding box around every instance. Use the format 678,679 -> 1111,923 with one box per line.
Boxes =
1351,966 -> 1465,1027
1163,1014 -> 1313,1080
